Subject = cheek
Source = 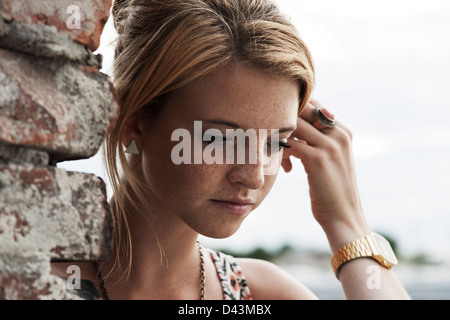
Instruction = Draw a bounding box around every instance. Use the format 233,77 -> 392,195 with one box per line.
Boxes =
142,126 -> 227,202
142,143 -> 224,203
169,165 -> 217,197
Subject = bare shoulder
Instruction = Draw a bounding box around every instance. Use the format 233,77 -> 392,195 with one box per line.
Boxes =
236,258 -> 318,300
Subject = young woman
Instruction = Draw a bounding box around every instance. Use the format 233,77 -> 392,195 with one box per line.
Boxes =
53,0 -> 409,300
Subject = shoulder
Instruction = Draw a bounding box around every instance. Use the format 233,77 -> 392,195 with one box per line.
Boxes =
236,258 -> 318,300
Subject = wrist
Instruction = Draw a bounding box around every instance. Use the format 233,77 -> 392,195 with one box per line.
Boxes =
323,220 -> 372,253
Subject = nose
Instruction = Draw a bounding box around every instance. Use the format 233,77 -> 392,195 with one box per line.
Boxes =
226,134 -> 284,189
227,161 -> 265,190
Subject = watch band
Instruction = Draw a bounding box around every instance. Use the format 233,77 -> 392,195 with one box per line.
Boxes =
331,235 -> 374,278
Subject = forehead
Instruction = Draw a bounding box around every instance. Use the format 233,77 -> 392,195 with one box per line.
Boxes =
168,62 -> 300,130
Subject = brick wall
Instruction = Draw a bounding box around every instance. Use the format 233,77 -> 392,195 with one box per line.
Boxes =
0,0 -> 118,299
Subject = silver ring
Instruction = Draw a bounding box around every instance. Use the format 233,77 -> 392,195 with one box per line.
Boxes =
314,107 -> 337,128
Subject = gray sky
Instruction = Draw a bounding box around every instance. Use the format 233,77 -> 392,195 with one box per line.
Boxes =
59,0 -> 450,262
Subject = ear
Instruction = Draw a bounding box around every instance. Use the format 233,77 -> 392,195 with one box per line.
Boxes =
122,116 -> 143,152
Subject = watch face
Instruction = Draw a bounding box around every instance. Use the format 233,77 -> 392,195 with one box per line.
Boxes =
372,233 -> 398,265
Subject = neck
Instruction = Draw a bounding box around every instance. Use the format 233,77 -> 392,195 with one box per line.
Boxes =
101,190 -> 202,299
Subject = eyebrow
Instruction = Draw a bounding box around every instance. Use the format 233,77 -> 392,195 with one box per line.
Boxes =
203,119 -> 297,133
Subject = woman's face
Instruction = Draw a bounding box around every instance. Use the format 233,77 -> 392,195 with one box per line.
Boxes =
138,61 -> 300,238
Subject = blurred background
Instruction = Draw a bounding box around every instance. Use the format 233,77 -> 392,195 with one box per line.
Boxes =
58,0 -> 450,299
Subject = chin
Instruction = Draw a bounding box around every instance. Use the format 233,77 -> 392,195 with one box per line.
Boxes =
201,228 -> 240,240
189,217 -> 245,240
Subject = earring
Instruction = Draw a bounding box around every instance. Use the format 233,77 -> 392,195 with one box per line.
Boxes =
125,139 -> 140,155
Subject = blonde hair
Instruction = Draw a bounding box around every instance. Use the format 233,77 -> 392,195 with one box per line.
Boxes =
105,0 -> 315,279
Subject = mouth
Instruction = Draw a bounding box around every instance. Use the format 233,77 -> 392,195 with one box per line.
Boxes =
210,198 -> 255,216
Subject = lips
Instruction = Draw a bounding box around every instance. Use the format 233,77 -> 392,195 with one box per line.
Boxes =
210,198 -> 255,216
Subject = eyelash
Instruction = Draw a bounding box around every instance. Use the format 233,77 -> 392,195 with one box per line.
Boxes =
268,140 -> 291,151
277,141 -> 291,150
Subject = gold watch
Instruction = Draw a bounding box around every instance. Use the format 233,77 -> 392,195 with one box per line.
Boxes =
331,232 -> 398,278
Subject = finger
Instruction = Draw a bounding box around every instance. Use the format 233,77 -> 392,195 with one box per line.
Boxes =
281,146 -> 292,172
301,100 -> 337,131
281,157 -> 292,173
284,136 -> 317,167
291,117 -> 328,147
299,100 -> 319,123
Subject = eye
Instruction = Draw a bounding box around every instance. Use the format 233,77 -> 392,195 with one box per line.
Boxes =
267,139 -> 290,152
279,141 -> 291,150
203,134 -> 219,143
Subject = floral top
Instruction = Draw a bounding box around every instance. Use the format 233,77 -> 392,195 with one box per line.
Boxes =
208,248 -> 253,300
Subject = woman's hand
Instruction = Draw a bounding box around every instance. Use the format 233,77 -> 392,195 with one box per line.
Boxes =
281,100 -> 410,300
281,99 -> 371,250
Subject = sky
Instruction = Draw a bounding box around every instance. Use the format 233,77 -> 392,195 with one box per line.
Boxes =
58,0 -> 450,262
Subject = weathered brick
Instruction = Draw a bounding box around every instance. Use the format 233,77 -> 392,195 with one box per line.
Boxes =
0,253 -> 77,299
0,164 -> 113,261
0,0 -> 116,300
0,20 -> 103,68
0,0 -> 112,51
0,48 -> 119,163
0,143 -> 49,165
0,162 -> 113,300
0,13 -> 7,36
